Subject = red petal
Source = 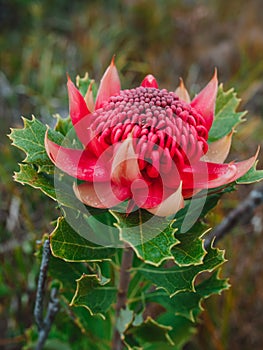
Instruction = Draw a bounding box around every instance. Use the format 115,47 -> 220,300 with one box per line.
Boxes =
111,136 -> 141,185
190,69 -> 218,131
129,178 -> 184,216
45,132 -> 109,181
131,177 -> 166,209
181,149 -> 259,190
141,74 -> 159,88
147,182 -> 184,217
73,181 -> 130,209
95,57 -> 121,109
67,75 -> 91,125
234,147 -> 260,179
181,161 -> 236,190
67,76 -> 93,146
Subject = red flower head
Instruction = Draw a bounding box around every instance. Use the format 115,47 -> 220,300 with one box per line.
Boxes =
45,59 -> 258,216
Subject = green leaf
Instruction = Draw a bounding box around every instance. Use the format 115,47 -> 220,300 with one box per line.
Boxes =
168,270 -> 229,322
54,114 -> 72,136
47,252 -> 89,302
172,184 -> 235,236
69,308 -> 112,348
38,238 -> 114,345
168,292 -> 202,322
236,160 -> 263,184
9,116 -> 64,173
172,227 -> 207,266
156,314 -> 196,350
127,316 -> 173,346
70,273 -> 116,319
171,176 -> 235,265
112,210 -> 180,266
136,246 -> 226,297
50,217 -> 116,262
54,114 -> 83,149
76,72 -> 98,100
14,163 -> 78,209
62,206 -> 121,247
14,163 -> 57,200
196,268 -> 230,298
146,270 -> 229,322
116,308 -> 134,336
209,84 -> 246,142
136,271 -> 228,348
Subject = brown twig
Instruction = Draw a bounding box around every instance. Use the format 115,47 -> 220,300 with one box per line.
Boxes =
204,185 -> 263,249
34,239 -> 51,330
112,244 -> 134,350
34,239 -> 60,350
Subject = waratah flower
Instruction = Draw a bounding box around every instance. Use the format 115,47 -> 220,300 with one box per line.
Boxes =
45,58 -> 258,216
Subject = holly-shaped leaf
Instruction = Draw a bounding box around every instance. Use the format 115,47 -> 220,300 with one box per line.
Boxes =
70,273 -> 116,319
169,292 -> 203,322
172,227 -> 207,266
67,307 -> 112,348
173,185 -> 236,234
9,116 -> 64,173
209,84 -> 246,142
62,206 -> 121,248
155,314 -> 196,350
47,250 -> 89,302
132,271 -> 228,348
195,268 -> 230,298
14,163 -> 81,210
50,217 -> 116,262
45,248 -> 113,345
135,246 -> 225,297
236,161 -> 263,184
145,269 -> 229,322
127,317 -> 173,346
112,210 -> 180,266
171,187 -> 235,266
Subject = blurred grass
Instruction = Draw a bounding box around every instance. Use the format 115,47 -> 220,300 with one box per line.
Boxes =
0,0 -> 263,349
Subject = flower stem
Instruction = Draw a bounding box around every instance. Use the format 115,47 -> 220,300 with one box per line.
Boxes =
112,244 -> 134,350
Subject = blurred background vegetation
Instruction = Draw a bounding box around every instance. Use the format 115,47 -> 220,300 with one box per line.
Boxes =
0,0 -> 263,349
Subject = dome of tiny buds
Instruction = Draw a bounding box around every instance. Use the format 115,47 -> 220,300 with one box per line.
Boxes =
90,87 -> 209,177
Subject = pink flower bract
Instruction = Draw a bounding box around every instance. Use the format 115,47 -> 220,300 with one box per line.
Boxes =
45,58 -> 258,216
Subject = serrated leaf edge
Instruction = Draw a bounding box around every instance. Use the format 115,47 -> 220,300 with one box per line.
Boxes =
111,210 -> 180,267
134,245 -> 226,297
129,316 -> 174,346
175,268 -> 230,321
236,159 -> 263,184
69,273 -> 115,320
9,116 -> 47,164
49,217 -> 114,263
13,163 -> 58,201
173,228 -> 211,267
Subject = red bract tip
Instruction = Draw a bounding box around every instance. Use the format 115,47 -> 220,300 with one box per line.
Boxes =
141,74 -> 159,88
95,57 -> 121,109
191,69 -> 218,131
67,76 -> 91,125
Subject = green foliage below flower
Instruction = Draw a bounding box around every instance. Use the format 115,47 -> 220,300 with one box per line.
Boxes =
9,70 -> 262,350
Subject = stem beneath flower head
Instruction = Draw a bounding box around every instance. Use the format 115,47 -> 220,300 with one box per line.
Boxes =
112,244 -> 134,350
